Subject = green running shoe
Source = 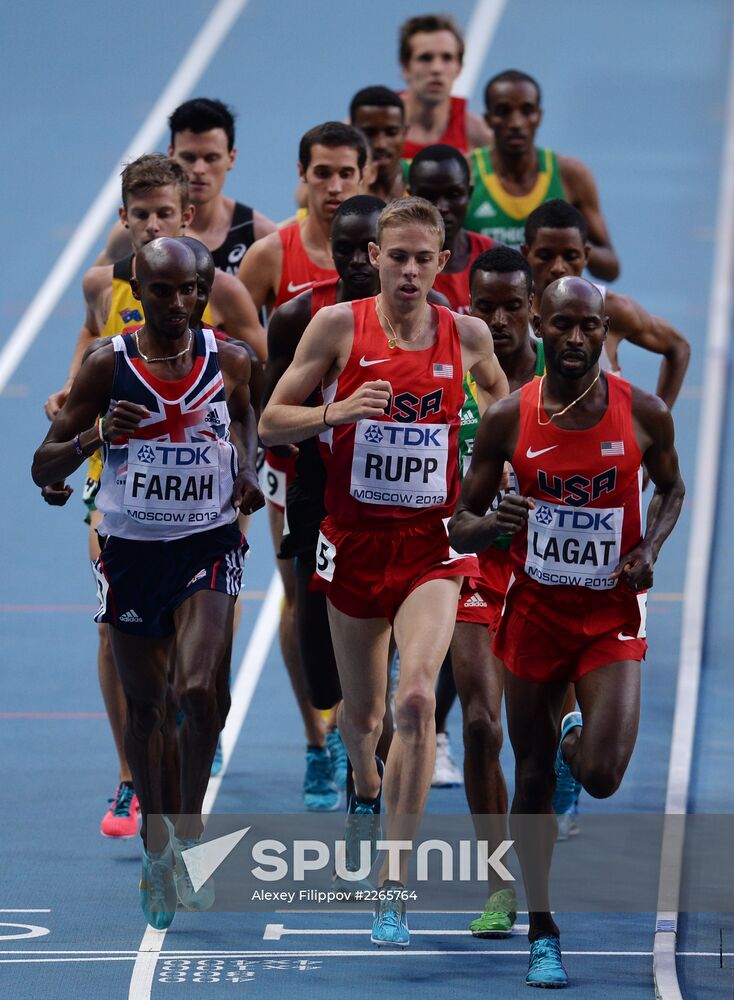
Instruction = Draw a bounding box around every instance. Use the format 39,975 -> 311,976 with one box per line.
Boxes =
140,846 -> 176,930
469,888 -> 518,938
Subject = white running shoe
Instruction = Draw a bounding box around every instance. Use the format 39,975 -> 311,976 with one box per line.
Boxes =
431,732 -> 463,787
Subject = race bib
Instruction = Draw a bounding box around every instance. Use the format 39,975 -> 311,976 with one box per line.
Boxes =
524,500 -> 623,589
124,441 -> 220,526
262,458 -> 287,508
350,420 -> 448,508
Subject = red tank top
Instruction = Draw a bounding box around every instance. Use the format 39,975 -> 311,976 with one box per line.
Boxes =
322,297 -> 465,526
401,96 -> 469,160
275,223 -> 337,308
510,375 -> 642,593
311,277 -> 339,316
433,232 -> 494,313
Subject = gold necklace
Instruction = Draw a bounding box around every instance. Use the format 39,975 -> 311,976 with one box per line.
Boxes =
536,370 -> 601,426
375,296 -> 425,349
134,329 -> 192,364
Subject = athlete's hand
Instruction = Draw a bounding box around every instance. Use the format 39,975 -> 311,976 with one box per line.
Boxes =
493,494 -> 535,534
44,384 -> 71,420
41,481 -> 73,506
611,542 -> 654,591
105,401 -> 150,440
328,380 -> 392,425
233,471 -> 265,516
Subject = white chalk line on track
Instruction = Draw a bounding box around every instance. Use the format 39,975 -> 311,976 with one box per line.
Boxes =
0,0 -> 250,394
128,571 -> 282,998
454,0 -> 508,98
653,5 -> 734,999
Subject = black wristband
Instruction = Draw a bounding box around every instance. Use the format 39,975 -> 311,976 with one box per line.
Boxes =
323,402 -> 334,428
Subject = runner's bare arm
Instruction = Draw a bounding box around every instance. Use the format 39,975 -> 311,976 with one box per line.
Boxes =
263,294 -> 312,408
44,267 -> 109,419
559,155 -> 620,282
32,349 -> 120,487
612,389 -> 685,590
607,292 -> 691,408
457,313 -> 509,413
466,111 -> 493,149
95,219 -> 133,266
237,230 -> 281,313
260,304 -> 390,446
209,270 -> 267,361
449,395 -> 529,552
218,343 -> 265,515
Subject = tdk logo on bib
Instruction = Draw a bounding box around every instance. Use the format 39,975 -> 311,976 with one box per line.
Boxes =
525,500 -> 623,590
137,445 -> 155,464
350,420 -> 448,508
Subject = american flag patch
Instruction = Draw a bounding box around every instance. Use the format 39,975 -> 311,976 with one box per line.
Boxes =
433,363 -> 453,378
601,441 -> 625,456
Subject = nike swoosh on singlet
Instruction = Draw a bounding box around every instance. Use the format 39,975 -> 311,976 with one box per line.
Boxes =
359,356 -> 391,367
526,445 -> 558,459
287,280 -> 315,294
617,633 -> 639,641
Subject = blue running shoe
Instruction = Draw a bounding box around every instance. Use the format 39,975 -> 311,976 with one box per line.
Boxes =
326,729 -> 348,794
171,834 -> 216,911
303,746 -> 339,811
210,737 -> 224,777
344,756 -> 383,876
552,712 -> 583,815
371,882 -> 410,947
526,935 -> 568,988
556,800 -> 580,842
140,845 -> 177,930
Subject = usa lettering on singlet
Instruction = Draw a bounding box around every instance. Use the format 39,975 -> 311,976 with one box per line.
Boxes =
96,329 -> 238,541
510,374 -> 643,590
321,297 -> 465,525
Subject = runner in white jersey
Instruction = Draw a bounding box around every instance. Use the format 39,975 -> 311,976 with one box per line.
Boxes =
32,239 -> 264,931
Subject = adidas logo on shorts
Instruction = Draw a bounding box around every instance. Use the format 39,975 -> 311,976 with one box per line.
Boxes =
119,609 -> 143,623
464,592 -> 488,608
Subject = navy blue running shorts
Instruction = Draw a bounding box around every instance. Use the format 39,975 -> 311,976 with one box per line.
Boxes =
92,523 -> 247,638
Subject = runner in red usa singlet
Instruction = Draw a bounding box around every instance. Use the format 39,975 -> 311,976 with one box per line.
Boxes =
448,276 -> 684,987
259,198 -> 508,947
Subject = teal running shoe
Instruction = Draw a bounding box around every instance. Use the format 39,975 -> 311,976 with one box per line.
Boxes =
552,712 -> 583,815
371,882 -> 410,947
526,935 -> 568,988
140,845 -> 177,930
303,746 -> 339,811
344,756 -> 383,875
171,834 -> 216,910
210,737 -> 224,777
326,728 -> 348,793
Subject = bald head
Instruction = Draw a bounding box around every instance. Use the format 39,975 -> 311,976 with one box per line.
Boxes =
540,276 -> 603,318
179,236 -> 215,290
136,237 -> 196,285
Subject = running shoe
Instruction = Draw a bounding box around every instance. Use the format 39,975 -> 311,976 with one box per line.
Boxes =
431,732 -> 463,787
371,882 -> 410,947
140,845 -> 177,930
344,756 -> 384,876
526,935 -> 568,988
210,737 -> 224,777
469,888 -> 518,938
303,746 -> 339,811
100,782 -> 140,839
552,712 -> 583,815
556,801 -> 580,842
171,834 -> 216,911
326,728 -> 348,793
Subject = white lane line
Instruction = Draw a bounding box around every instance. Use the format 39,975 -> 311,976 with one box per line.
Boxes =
454,0 -> 508,99
5,948 -> 728,959
263,923 -> 529,940
128,571 -> 283,1000
0,909 -> 51,913
0,0 -> 250,394
653,7 -> 734,999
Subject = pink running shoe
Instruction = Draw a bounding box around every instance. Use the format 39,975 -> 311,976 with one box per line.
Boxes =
101,783 -> 140,838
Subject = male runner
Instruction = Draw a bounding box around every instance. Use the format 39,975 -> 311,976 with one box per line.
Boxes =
465,70 -> 619,281
33,238 -> 264,929
260,197 -> 508,946
454,245 -> 542,936
349,87 -> 408,200
398,14 -> 492,159
99,98 -> 275,273
449,276 -> 684,986
523,199 -> 690,403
